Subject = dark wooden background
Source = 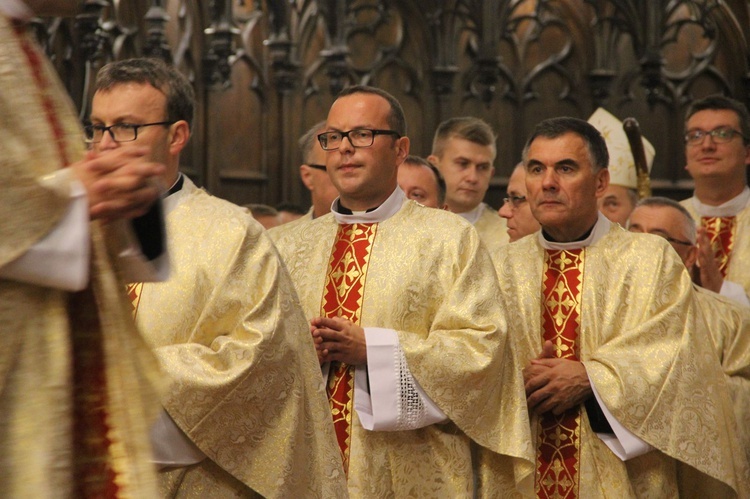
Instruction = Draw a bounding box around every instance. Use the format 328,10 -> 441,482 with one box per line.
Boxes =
38,0 -> 750,210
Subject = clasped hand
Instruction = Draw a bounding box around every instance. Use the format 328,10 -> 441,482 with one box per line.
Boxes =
523,340 -> 592,416
70,146 -> 165,221
310,316 -> 367,366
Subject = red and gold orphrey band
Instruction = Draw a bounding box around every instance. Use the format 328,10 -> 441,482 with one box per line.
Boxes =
16,26 -> 119,498
536,249 -> 584,499
321,223 -> 378,476
701,216 -> 735,278
128,283 -> 144,319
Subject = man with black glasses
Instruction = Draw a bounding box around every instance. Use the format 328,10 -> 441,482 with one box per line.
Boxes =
680,94 -> 750,303
274,85 -> 533,496
90,58 -> 345,498
628,197 -> 750,466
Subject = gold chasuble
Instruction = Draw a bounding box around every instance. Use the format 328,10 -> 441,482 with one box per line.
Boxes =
132,177 -> 345,499
491,218 -> 750,498
474,203 -> 510,256
0,14 -> 161,498
537,249 -> 584,498
322,223 -> 377,473
682,196 -> 750,297
694,286 -> 750,469
275,190 -> 534,498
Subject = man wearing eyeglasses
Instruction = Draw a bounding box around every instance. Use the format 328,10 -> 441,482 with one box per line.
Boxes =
274,85 -> 533,496
90,58 -> 346,498
680,94 -> 750,305
498,162 -> 540,242
490,116 -> 747,497
428,117 -> 510,255
628,196 -> 750,466
0,2 -> 169,496
268,121 -> 338,242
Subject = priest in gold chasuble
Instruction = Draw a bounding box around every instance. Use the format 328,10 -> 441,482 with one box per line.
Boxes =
490,117 -> 749,498
1,5 -> 167,497
276,86 -> 533,497
680,94 -> 750,305
92,59 -> 345,498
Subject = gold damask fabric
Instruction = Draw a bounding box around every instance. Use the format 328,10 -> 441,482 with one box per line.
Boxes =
275,200 -> 534,498
267,207 -> 313,243
682,198 -> 750,297
474,203 -> 510,257
0,15 -> 161,498
134,178 -> 346,498
491,225 -> 750,498
694,286 -> 750,467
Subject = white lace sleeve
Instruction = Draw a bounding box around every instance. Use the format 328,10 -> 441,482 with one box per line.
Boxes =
354,327 -> 448,431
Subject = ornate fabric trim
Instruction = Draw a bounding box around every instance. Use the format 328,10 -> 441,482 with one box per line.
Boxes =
321,223 -> 378,475
395,343 -> 427,430
701,216 -> 736,278
536,249 -> 584,499
127,283 -> 143,319
13,25 -> 69,166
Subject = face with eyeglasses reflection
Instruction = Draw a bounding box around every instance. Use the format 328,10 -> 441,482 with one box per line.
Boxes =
498,165 -> 540,242
685,109 -> 750,182
91,82 -> 183,186
323,92 -> 409,211
627,204 -> 697,270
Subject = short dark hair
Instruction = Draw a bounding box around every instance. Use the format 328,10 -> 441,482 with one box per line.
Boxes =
684,94 -> 750,145
244,203 -> 279,218
403,155 -> 446,206
522,117 -> 609,171
298,120 -> 326,164
335,85 -> 406,136
95,58 -> 195,129
431,117 -> 496,159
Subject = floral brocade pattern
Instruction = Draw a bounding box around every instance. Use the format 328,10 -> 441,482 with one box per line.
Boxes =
536,249 -> 583,499
321,223 -> 378,475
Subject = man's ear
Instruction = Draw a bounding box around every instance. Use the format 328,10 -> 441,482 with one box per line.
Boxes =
595,167 -> 610,198
299,165 -> 315,190
395,136 -> 410,165
169,120 -> 190,155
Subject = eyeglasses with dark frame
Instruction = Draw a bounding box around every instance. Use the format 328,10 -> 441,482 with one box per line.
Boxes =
307,164 -> 327,171
317,128 -> 401,151
84,121 -> 176,144
502,195 -> 527,209
684,126 -> 747,146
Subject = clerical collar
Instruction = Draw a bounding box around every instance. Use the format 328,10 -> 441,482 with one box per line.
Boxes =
331,187 -> 405,224
690,186 -> 750,218
335,202 -> 378,215
538,212 -> 612,250
456,203 -> 485,225
165,173 -> 184,197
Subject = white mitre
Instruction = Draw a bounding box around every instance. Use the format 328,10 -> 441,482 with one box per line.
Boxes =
588,107 -> 655,189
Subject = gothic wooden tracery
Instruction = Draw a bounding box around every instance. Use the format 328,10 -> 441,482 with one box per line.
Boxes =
40,0 -> 750,208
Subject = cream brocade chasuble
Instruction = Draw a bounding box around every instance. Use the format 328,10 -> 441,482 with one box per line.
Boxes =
694,286 -> 750,469
276,198 -> 534,498
131,178 -> 346,498
474,203 -> 510,256
0,14 -> 161,498
492,223 -> 750,498
682,197 -> 750,297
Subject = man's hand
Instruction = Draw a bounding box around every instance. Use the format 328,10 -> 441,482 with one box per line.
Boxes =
695,227 -> 723,293
310,316 -> 367,366
70,146 -> 165,221
523,340 -> 592,416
